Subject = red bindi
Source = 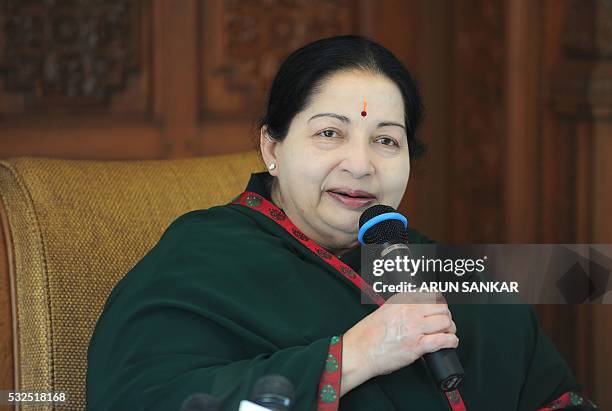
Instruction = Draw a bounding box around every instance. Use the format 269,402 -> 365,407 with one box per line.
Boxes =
361,111 -> 367,117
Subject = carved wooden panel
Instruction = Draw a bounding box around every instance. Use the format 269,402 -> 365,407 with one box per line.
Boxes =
199,0 -> 355,121
0,0 -> 150,114
549,0 -> 612,118
450,0 -> 506,243
537,1 -> 612,406
563,0 -> 612,58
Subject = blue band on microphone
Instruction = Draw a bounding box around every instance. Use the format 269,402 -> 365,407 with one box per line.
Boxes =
358,212 -> 408,245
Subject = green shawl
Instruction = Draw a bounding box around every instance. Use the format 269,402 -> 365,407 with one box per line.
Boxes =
86,173 -> 586,411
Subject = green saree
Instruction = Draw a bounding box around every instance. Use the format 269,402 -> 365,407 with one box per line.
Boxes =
86,172 -> 597,411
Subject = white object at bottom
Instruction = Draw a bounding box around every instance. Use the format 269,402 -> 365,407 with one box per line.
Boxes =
238,400 -> 270,411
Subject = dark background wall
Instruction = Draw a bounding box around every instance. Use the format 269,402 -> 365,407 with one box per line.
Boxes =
0,0 -> 610,407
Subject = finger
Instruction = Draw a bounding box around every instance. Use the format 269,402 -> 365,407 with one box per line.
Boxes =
414,291 -> 441,304
434,292 -> 448,304
420,314 -> 455,335
419,333 -> 459,355
447,319 -> 457,334
387,292 -> 437,305
420,303 -> 451,317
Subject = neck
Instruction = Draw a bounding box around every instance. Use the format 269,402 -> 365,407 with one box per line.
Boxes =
269,177 -> 285,211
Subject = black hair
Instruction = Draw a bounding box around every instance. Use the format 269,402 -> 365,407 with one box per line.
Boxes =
258,34 -> 426,159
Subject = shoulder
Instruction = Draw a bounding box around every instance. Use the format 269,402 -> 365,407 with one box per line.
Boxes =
155,204 -> 275,252
148,204 -> 288,268
164,205 -> 255,236
101,205 -> 274,309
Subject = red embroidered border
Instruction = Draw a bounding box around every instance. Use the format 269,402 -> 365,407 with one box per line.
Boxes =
231,191 -> 467,411
537,390 -> 598,410
317,335 -> 343,410
232,191 -> 385,305
444,390 -> 467,411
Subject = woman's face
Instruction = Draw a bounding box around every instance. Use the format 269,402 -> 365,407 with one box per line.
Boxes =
261,70 -> 411,253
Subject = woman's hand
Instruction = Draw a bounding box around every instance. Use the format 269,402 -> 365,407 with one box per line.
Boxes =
340,292 -> 458,397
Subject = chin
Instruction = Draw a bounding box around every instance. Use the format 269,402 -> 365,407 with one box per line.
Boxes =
320,203 -> 365,230
326,215 -> 360,235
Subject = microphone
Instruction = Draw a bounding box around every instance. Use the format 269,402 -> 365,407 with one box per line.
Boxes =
249,375 -> 295,411
180,393 -> 221,411
358,204 -> 465,392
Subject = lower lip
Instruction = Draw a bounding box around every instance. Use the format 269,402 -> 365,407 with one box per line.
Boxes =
327,191 -> 375,208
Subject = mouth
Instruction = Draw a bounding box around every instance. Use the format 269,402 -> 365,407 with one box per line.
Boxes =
326,188 -> 377,208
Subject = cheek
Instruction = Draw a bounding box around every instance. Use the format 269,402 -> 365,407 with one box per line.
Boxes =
282,151 -> 330,207
379,161 -> 410,203
287,145 -> 331,187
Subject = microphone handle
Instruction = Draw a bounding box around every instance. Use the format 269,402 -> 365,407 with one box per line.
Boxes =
380,245 -> 465,391
422,348 -> 465,391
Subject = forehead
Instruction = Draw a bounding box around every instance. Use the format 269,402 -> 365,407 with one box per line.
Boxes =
305,70 -> 405,120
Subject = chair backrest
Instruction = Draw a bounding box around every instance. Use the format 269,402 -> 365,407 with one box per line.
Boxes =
0,151 -> 264,410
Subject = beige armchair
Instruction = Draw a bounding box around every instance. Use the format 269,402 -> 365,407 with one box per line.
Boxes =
0,151 -> 264,410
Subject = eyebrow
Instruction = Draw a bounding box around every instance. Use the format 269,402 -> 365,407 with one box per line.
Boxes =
377,121 -> 405,130
308,113 -> 405,130
308,113 -> 350,123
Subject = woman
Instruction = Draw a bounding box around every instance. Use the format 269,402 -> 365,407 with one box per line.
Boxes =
86,35 -> 598,411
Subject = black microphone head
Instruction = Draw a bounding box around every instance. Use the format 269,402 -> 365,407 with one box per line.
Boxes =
359,204 -> 408,245
251,374 -> 295,411
180,393 -> 220,411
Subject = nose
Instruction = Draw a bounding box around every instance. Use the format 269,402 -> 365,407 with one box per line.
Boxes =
339,138 -> 374,178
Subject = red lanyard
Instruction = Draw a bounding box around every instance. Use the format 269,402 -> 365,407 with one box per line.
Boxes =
232,191 -> 467,411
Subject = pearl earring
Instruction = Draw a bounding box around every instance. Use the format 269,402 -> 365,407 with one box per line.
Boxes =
268,163 -> 276,171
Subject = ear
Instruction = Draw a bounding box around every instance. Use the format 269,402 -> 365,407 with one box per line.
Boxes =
259,125 -> 279,176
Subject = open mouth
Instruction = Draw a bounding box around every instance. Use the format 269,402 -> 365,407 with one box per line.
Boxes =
326,189 -> 376,208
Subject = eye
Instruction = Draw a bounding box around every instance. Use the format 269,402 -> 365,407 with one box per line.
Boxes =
317,129 -> 340,138
376,136 -> 399,147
